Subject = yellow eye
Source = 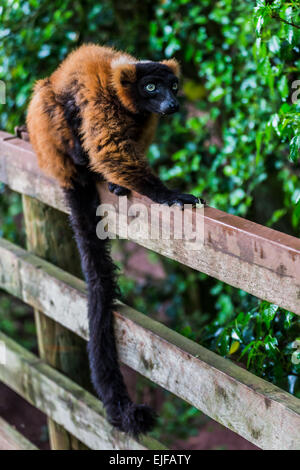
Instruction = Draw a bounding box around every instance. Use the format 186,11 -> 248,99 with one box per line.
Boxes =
172,82 -> 178,91
145,83 -> 156,92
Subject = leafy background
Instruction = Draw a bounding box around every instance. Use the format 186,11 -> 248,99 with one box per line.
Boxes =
0,0 -> 299,443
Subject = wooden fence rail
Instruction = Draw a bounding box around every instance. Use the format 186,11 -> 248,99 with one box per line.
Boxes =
0,332 -> 164,450
1,131 -> 300,315
0,237 -> 299,449
0,130 -> 299,450
0,417 -> 37,450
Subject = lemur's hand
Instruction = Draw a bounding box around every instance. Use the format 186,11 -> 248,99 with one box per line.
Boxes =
156,190 -> 205,208
108,182 -> 131,196
108,182 -> 206,208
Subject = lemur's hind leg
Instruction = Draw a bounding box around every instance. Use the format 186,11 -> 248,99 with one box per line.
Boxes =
108,182 -> 130,196
26,79 -> 76,188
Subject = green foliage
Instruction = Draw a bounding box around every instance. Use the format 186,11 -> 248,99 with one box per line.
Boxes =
153,399 -> 202,443
0,0 -> 155,132
0,293 -> 36,350
0,186 -> 24,245
148,0 -> 300,228
200,302 -> 300,397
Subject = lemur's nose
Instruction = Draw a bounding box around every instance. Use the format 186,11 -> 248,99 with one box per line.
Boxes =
166,101 -> 179,114
170,102 -> 179,112
160,99 -> 179,115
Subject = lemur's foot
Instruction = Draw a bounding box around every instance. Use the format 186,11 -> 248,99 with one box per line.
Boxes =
108,182 -> 131,196
157,190 -> 205,208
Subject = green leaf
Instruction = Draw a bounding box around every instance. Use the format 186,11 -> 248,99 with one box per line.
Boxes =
229,341 -> 240,355
290,136 -> 300,162
269,36 -> 280,54
208,87 -> 225,102
256,16 -> 264,35
261,303 -> 278,329
264,334 -> 278,352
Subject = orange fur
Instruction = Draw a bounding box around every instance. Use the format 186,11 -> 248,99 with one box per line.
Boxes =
162,59 -> 180,77
27,79 -> 75,187
110,61 -> 137,113
27,44 -> 179,189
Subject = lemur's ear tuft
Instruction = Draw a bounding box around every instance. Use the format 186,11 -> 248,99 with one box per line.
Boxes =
111,57 -> 137,112
161,59 -> 180,77
111,56 -> 136,85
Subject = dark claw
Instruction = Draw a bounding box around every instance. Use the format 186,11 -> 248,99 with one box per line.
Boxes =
108,182 -> 131,196
161,191 -> 202,209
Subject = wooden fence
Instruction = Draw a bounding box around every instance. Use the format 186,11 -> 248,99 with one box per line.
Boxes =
0,130 -> 299,450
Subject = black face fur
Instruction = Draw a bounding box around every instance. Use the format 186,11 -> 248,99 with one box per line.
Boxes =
132,62 -> 179,115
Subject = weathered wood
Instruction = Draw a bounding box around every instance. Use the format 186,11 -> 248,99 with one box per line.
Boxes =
0,238 -> 87,335
0,131 -> 66,212
0,237 -> 299,450
0,417 -> 38,450
0,333 -> 165,450
22,195 -> 90,450
97,184 -> 300,316
0,131 -> 299,315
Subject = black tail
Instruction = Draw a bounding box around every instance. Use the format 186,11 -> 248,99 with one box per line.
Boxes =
64,174 -> 156,435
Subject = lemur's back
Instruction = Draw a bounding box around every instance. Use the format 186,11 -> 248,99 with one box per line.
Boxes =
50,45 -> 135,95
26,44 -> 152,188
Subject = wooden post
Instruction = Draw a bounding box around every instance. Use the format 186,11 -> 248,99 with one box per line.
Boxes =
22,195 -> 91,450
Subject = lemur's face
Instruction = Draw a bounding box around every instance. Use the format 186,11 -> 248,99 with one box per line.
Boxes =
135,62 -> 179,115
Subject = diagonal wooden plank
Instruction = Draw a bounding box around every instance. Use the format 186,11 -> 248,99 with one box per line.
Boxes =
0,332 -> 165,450
0,237 -> 299,449
0,417 -> 38,450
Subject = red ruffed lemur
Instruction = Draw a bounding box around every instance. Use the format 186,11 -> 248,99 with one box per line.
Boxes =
27,44 -> 201,436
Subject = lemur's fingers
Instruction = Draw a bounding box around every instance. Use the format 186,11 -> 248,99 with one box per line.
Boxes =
172,193 -> 207,208
198,197 -> 206,206
108,182 -> 131,196
165,192 -> 200,208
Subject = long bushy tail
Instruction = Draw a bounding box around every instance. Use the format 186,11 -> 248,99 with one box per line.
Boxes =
64,175 -> 156,435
